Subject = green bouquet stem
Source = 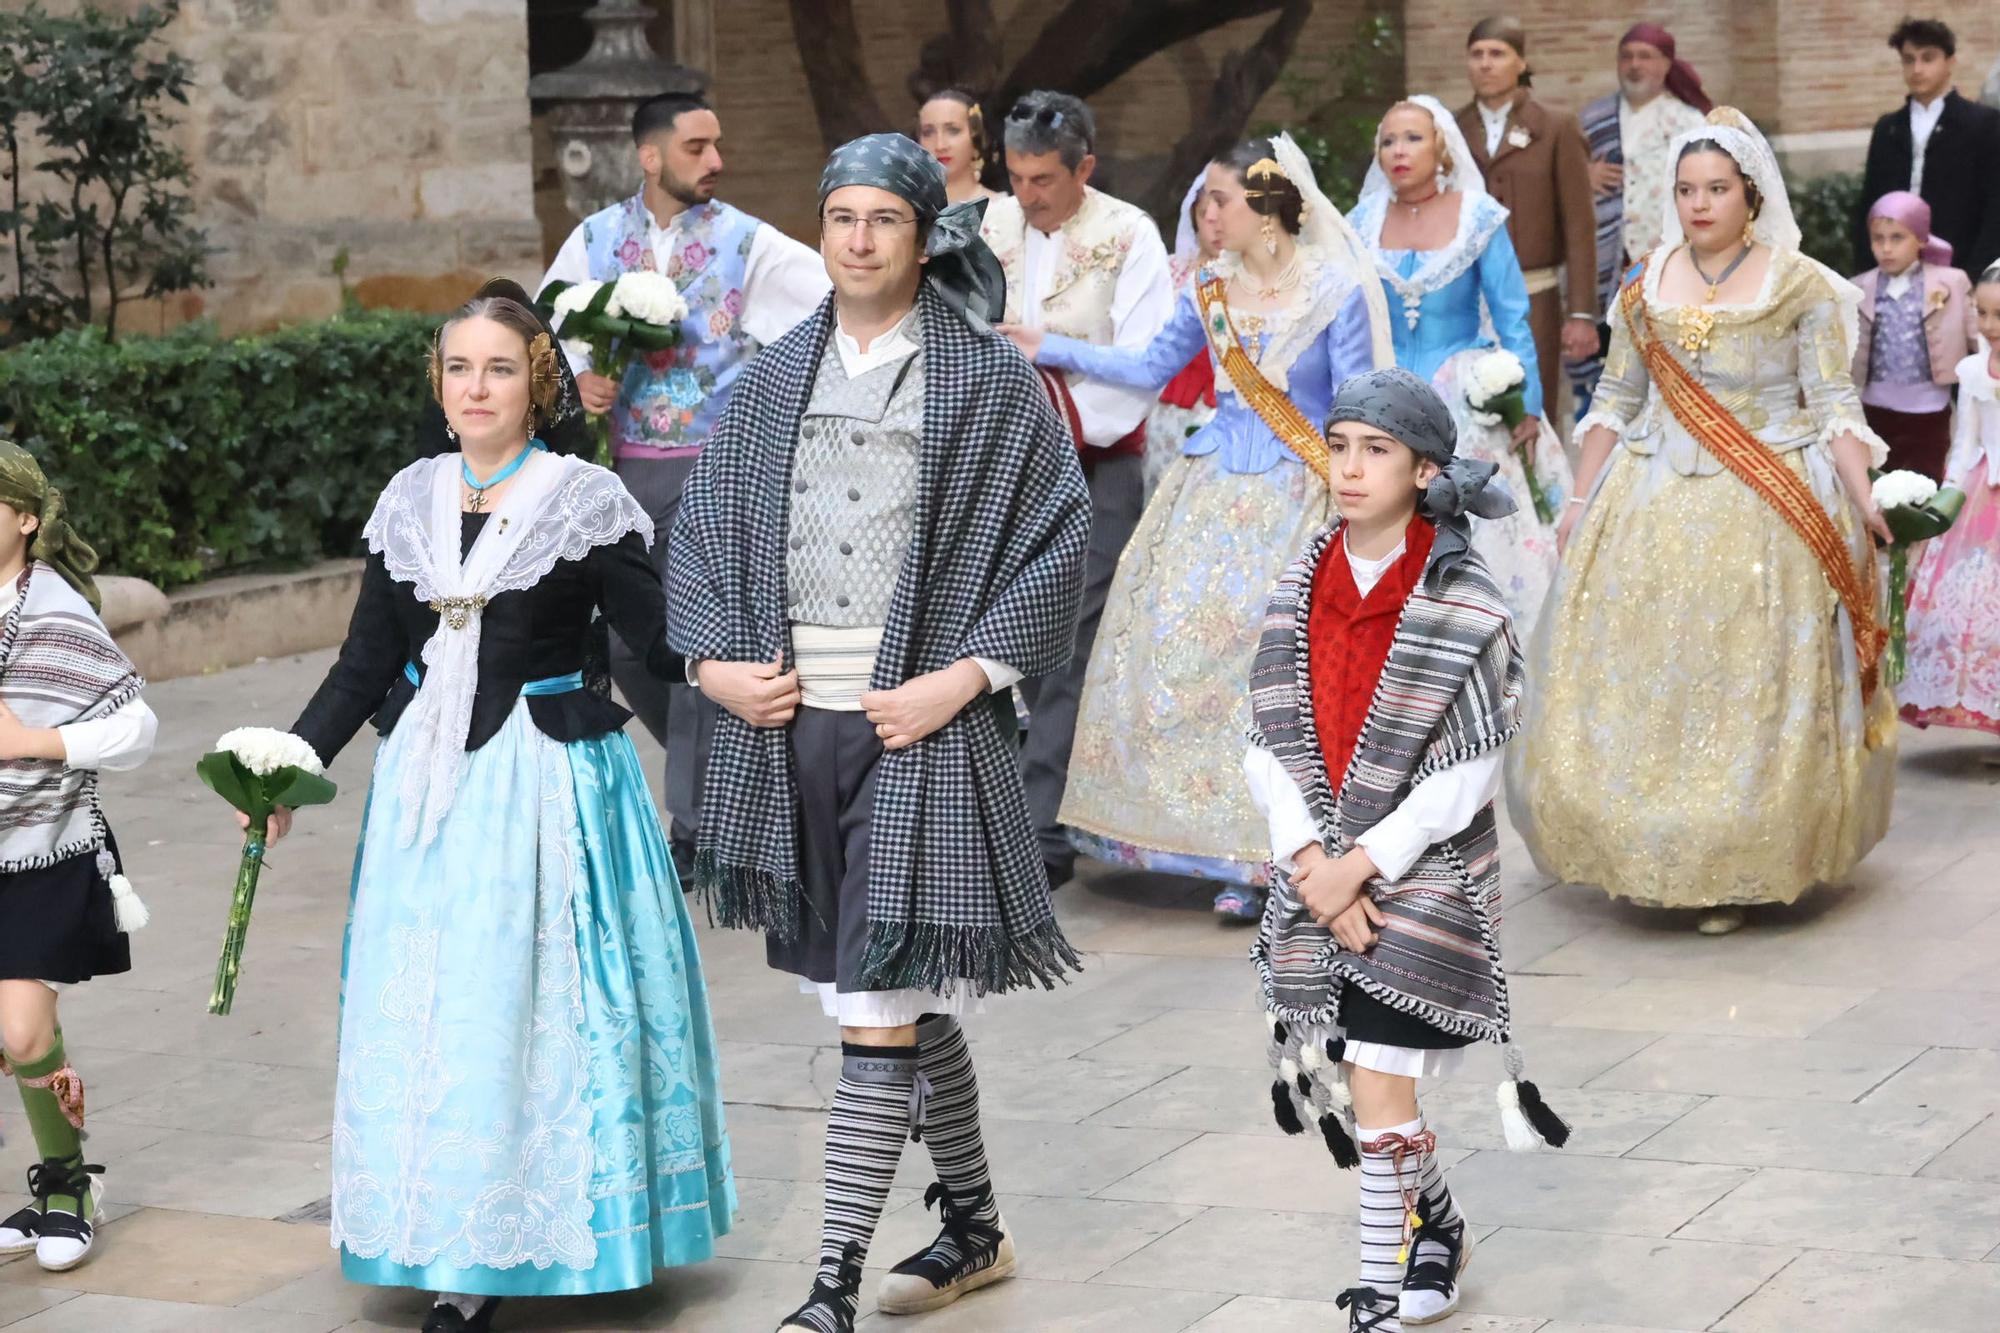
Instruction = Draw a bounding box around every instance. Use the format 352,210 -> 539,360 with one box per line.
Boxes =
1516,450 -> 1556,526
1887,546 -> 1910,688
1492,389 -> 1556,525
208,825 -> 267,1016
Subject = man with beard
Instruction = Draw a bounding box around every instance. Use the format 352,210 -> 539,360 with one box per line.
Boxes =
540,80 -> 829,883
1569,24 -> 1710,409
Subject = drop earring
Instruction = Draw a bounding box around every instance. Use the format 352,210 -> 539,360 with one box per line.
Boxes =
1261,214 -> 1278,257
446,422 -> 458,444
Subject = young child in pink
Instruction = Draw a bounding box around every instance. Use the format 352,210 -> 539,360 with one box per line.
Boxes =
1853,192 -> 1977,480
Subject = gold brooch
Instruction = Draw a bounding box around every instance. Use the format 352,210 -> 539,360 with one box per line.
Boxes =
1677,307 -> 1715,354
429,595 -> 488,630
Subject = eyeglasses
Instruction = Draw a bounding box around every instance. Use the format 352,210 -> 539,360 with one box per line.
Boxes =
820,209 -> 918,236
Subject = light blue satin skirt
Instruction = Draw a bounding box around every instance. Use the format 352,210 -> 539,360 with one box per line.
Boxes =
332,686 -> 734,1297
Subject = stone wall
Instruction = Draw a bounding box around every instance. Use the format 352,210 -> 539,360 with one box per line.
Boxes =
26,1 -> 1998,333
122,0 -> 545,334
1401,2 -> 1999,172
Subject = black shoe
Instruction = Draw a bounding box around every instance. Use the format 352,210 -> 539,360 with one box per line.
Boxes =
22,1155 -> 104,1272
670,837 -> 699,890
0,1198 -> 41,1255
778,1242 -> 863,1333
422,1296 -> 501,1332
1337,1286 -> 1399,1331
876,1182 -> 1015,1314
1401,1198 -> 1473,1325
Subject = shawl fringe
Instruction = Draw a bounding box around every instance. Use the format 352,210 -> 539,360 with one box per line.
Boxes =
698,848 -> 806,942
857,917 -> 1085,997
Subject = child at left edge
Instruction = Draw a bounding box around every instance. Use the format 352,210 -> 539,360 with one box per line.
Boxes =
0,440 -> 156,1273
1242,369 -> 1567,1332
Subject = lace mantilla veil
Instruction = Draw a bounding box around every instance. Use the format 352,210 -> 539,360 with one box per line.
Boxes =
1358,93 -> 1488,206
1654,108 -> 1865,358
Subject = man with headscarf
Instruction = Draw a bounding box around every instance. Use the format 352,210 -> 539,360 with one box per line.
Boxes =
1457,17 -> 1599,441
981,89 -> 1174,891
668,134 -> 1090,1332
539,76 -> 830,888
1570,24 -> 1711,409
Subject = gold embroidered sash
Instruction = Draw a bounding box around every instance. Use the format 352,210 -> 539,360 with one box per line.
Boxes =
1195,275 -> 1329,482
1620,258 -> 1886,700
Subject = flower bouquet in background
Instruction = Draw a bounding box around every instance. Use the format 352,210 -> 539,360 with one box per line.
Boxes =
196,728 -> 337,1016
1872,469 -> 1965,685
1465,349 -> 1554,523
541,273 -> 688,460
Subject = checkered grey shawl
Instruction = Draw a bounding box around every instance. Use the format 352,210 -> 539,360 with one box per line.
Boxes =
1248,523 -> 1523,1042
669,283 -> 1091,994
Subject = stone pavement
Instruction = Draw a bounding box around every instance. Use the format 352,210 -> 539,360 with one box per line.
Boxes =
4,649 -> 1999,1332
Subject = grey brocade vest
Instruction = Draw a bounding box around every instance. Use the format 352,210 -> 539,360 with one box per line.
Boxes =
786,327 -> 926,626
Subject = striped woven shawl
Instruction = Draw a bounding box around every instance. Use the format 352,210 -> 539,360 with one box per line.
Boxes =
0,563 -> 144,872
1248,522 -> 1523,1042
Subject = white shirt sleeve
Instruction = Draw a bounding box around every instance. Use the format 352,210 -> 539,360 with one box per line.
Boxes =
539,225 -> 594,376
739,224 -> 832,347
1242,745 -> 1321,873
971,656 -> 1023,693
59,695 -> 158,774
1354,749 -> 1505,883
1066,221 -> 1175,447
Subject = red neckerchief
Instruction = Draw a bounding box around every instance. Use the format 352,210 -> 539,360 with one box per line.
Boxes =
1308,517 -> 1437,793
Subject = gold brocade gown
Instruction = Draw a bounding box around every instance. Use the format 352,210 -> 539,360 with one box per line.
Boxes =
1506,250 -> 1897,908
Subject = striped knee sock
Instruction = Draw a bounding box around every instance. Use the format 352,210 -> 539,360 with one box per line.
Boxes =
914,1014 -> 999,1225
1353,1116 -> 1432,1333
1402,1129 -> 1466,1322
785,1043 -> 918,1333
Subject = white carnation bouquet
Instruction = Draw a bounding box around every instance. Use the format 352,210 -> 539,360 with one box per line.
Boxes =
196,728 -> 338,1015
1872,468 -> 1965,685
540,273 -> 687,456
1464,349 -> 1554,523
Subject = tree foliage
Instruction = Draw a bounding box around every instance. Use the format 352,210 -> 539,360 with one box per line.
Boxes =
0,1 -> 210,344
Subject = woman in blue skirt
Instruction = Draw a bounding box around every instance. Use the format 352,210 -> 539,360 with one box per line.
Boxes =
256,280 -> 733,1331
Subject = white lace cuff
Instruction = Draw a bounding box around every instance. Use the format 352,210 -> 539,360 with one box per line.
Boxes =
1819,416 -> 1889,469
1575,410 -> 1629,441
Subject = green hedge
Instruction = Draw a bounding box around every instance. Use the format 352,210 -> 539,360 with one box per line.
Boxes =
0,312 -> 433,588
1791,170 -> 1864,276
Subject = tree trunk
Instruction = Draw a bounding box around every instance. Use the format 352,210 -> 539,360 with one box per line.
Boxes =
786,0 -> 893,153
908,0 -> 1003,105
1139,0 -> 1316,222
995,0 -> 1290,111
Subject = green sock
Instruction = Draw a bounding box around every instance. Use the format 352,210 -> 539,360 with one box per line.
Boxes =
10,1035 -> 84,1215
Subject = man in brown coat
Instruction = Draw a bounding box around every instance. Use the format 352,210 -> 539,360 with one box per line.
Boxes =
1457,15 -> 1599,431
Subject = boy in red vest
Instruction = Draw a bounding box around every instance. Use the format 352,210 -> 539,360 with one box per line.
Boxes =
1243,369 -> 1566,1332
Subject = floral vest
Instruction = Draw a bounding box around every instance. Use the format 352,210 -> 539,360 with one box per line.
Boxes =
984,188 -> 1152,456
582,194 -> 760,458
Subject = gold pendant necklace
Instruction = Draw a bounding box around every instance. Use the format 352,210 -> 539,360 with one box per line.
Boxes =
1676,242 -> 1752,354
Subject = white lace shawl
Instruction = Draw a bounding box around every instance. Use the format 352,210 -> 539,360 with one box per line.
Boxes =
364,451 -> 651,846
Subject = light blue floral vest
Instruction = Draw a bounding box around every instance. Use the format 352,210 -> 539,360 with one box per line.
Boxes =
582,194 -> 760,458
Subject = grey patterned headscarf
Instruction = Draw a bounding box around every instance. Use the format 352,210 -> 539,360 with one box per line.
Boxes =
819,132 -> 1005,327
1325,367 -> 1515,580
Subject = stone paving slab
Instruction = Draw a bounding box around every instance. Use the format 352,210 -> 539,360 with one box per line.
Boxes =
0,649 -> 1996,1331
